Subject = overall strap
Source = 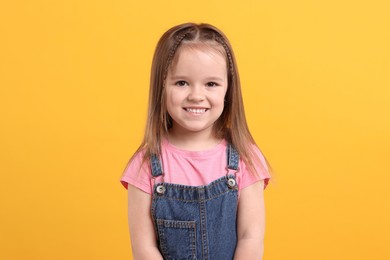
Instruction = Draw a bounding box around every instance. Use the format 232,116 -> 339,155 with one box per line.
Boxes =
150,154 -> 163,177
227,143 -> 240,170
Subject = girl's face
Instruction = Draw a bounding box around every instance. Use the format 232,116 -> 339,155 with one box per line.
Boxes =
165,47 -> 228,139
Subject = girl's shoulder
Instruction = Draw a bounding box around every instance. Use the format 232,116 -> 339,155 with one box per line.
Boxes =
120,148 -> 151,191
240,144 -> 271,189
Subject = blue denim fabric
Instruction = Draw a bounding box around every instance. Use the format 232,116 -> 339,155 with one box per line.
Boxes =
150,144 -> 239,260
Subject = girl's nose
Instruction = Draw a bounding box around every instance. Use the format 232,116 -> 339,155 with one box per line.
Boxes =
187,85 -> 205,101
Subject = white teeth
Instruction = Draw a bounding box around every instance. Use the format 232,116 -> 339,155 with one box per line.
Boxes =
185,108 -> 207,113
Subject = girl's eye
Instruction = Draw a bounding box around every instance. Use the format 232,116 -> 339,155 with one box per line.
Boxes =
175,81 -> 188,87
206,82 -> 218,87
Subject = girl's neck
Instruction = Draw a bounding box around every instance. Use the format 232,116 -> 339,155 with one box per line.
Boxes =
167,128 -> 222,151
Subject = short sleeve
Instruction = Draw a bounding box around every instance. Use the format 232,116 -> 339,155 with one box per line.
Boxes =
238,145 -> 271,190
120,151 -> 153,195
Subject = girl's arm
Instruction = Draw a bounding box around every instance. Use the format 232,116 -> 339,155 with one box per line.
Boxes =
234,180 -> 266,260
127,185 -> 163,260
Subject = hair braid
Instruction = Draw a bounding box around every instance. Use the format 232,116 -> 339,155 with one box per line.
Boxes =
163,32 -> 189,81
215,36 -> 235,80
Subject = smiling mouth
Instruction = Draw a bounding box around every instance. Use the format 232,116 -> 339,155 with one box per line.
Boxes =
184,108 -> 208,114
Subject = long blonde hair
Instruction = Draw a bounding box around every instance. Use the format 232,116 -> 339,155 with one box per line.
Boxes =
134,22 -> 269,176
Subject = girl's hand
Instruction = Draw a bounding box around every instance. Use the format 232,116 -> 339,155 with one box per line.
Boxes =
234,180 -> 266,260
127,185 -> 163,260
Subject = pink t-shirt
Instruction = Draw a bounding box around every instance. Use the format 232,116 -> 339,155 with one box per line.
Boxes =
121,139 -> 270,194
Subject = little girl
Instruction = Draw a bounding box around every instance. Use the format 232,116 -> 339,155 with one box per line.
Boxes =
121,23 -> 271,260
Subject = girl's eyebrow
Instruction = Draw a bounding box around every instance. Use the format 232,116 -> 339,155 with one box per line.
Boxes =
204,76 -> 225,82
169,75 -> 225,81
168,75 -> 189,80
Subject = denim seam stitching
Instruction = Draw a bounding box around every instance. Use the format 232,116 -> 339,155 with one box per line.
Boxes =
153,175 -> 236,191
153,189 -> 236,203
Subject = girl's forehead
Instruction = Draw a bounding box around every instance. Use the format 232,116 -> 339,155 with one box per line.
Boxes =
176,42 -> 225,57
170,43 -> 227,71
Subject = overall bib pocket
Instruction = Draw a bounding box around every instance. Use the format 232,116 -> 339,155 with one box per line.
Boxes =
156,219 -> 197,260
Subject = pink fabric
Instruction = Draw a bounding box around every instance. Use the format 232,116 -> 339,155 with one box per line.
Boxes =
121,139 -> 270,195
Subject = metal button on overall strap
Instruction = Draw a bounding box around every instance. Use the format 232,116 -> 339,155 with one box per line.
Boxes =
227,178 -> 236,188
156,185 -> 166,194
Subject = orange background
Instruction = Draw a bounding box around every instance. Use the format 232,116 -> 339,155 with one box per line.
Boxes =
1,0 -> 389,259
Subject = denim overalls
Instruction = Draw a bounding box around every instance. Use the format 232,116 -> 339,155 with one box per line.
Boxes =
150,144 -> 240,260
